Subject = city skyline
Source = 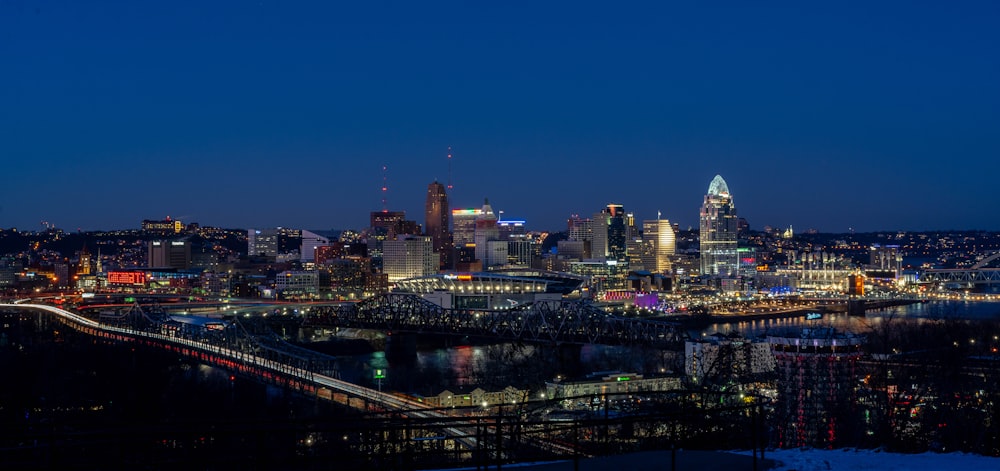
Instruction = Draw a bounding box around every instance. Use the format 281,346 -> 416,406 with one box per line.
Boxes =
3,2 -> 999,233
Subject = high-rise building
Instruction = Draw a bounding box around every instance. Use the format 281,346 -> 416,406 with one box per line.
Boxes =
370,211 -> 406,233
699,175 -> 739,277
474,199 -> 499,266
642,219 -> 676,274
247,229 -> 279,257
148,239 -> 192,270
451,208 -> 483,247
592,204 -> 626,262
567,215 -> 592,241
425,181 -> 452,269
567,215 -> 593,259
300,230 -> 331,262
383,235 -> 437,283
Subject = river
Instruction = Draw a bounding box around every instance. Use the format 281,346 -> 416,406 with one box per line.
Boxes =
324,300 -> 1000,397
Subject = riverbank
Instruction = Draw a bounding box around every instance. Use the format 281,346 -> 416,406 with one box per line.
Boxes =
676,299 -> 923,328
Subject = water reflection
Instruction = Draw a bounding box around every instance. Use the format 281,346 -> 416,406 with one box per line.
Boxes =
698,300 -> 1000,338
329,301 -> 1000,394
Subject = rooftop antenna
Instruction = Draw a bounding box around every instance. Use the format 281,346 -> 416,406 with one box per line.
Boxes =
446,146 -> 454,191
381,164 -> 388,213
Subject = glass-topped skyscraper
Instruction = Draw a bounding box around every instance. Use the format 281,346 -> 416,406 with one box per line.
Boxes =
699,175 -> 739,277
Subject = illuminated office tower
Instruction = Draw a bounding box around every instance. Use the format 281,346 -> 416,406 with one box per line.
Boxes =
592,204 -> 626,262
148,239 -> 192,270
567,215 -> 593,259
699,175 -> 738,277
383,235 -> 437,283
642,219 -> 676,274
425,181 -> 452,269
474,199 -> 498,264
451,208 -> 483,247
248,229 -> 279,257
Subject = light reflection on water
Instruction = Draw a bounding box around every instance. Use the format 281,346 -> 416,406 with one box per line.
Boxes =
698,300 -> 1000,338
332,301 -> 1000,393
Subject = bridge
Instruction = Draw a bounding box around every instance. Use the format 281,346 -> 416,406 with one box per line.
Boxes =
0,300 -> 766,466
0,302 -> 490,450
303,293 -> 685,348
920,268 -> 1000,287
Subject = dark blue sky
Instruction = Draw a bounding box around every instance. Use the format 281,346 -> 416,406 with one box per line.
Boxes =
2,1 -> 998,233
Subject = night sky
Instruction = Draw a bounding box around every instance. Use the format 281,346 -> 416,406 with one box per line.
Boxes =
2,1 -> 998,233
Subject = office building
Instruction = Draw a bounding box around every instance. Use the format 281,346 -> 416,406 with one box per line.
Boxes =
248,229 -> 279,257
699,175 -> 739,277
451,208 -> 483,247
474,199 -> 499,265
425,181 -> 452,269
383,235 -> 437,283
641,219 -> 676,274
592,204 -> 626,262
148,239 -> 192,270
300,230 -> 330,262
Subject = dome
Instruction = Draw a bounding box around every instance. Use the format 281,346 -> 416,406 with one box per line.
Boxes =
707,175 -> 730,197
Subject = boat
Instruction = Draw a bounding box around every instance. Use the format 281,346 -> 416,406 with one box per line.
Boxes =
806,312 -> 822,320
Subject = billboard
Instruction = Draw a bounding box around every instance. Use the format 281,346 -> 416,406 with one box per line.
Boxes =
108,271 -> 147,285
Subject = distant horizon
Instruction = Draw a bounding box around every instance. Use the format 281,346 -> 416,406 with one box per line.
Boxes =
3,3 -> 998,234
5,220 -> 1000,237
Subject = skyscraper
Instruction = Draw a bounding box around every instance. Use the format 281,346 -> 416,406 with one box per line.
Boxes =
474,198 -> 499,265
592,204 -> 626,262
699,175 -> 739,277
451,208 -> 483,247
425,181 -> 452,269
642,219 -> 676,274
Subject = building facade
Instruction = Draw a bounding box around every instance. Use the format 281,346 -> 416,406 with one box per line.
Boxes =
148,240 -> 192,270
768,328 -> 864,448
383,235 -> 437,283
641,219 -> 676,274
592,204 -> 626,262
451,208 -> 483,247
424,181 -> 452,269
699,175 -> 739,277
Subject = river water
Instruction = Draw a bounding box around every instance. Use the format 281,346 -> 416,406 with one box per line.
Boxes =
697,299 -> 1000,338
326,300 -> 1000,396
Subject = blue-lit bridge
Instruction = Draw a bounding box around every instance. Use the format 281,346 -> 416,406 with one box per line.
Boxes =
303,293 -> 685,348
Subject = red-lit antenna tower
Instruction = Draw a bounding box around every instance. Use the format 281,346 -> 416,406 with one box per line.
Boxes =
446,146 -> 453,191
381,164 -> 388,213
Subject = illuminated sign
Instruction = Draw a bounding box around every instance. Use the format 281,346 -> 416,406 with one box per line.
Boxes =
108,271 -> 147,285
451,209 -> 482,216
616,376 -> 631,382
456,274 -> 473,281
374,369 -> 386,379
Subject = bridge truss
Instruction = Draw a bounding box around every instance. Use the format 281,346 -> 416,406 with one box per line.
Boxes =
921,268 -> 1000,286
304,293 -> 685,348
86,302 -> 340,379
